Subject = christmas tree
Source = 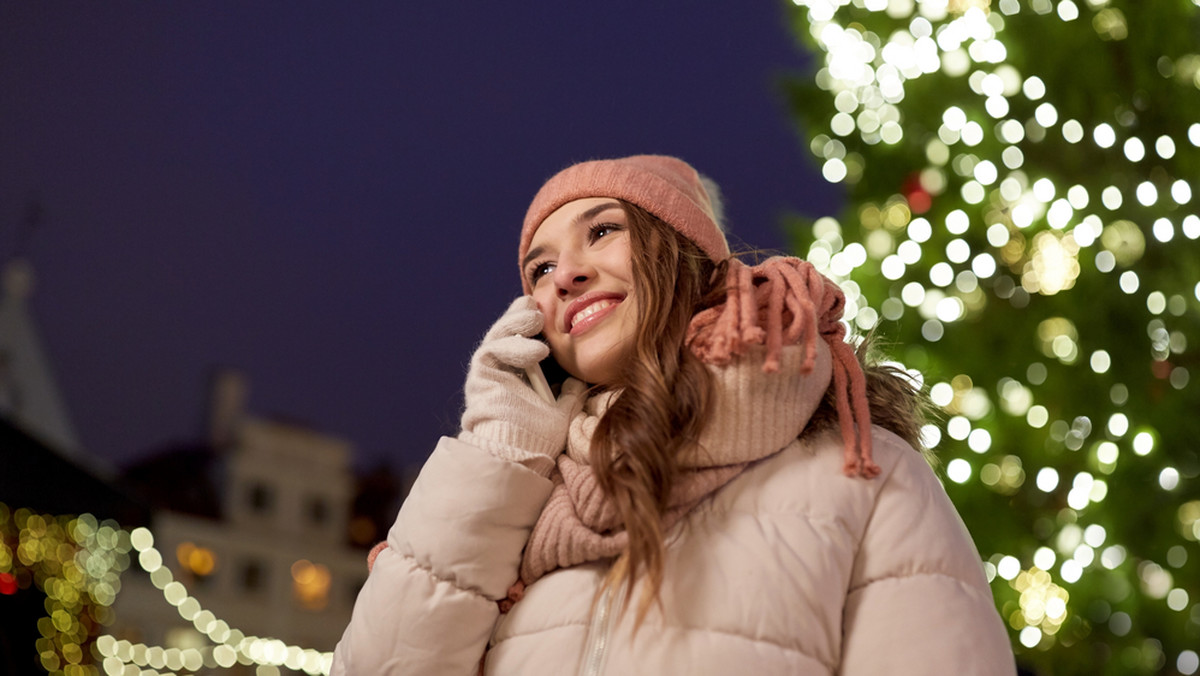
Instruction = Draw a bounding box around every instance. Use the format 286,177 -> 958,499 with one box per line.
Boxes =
782,1 -> 1199,674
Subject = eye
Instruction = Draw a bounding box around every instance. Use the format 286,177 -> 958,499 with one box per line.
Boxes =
528,260 -> 555,284
588,222 -> 622,242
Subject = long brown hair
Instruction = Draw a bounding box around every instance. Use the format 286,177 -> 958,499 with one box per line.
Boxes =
589,202 -> 930,624
589,202 -> 722,623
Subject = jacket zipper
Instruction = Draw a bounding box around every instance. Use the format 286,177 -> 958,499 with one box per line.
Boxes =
578,587 -> 615,676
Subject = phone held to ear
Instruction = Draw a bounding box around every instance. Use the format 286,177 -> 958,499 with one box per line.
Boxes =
524,363 -> 555,404
525,332 -> 565,404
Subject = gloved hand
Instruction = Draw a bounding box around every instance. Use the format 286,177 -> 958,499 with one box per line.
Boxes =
459,296 -> 587,476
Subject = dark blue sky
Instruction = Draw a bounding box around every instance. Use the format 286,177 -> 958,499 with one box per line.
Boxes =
1,2 -> 841,472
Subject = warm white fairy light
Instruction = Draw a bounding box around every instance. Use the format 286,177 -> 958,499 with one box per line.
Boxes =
1100,186 -> 1122,210
998,119 -> 1024,143
1046,199 -> 1073,229
1152,219 -> 1175,243
1136,181 -> 1159,206
1173,180 -> 1193,204
1034,102 -> 1058,127
1036,467 -> 1060,492
1066,184 -> 1088,209
947,458 -> 973,483
1093,123 -> 1116,148
1001,144 -> 1025,168
930,261 -> 955,286
1057,0 -> 1080,21
1061,119 -> 1084,143
1123,137 -> 1145,162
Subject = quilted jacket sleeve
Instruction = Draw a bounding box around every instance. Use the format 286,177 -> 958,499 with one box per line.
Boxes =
838,430 -> 1017,676
331,436 -> 554,676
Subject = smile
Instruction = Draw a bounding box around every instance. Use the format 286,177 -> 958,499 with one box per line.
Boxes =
572,300 -> 617,329
565,293 -> 625,335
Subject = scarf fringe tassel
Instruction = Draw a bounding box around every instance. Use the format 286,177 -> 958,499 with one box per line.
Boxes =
687,257 -> 879,478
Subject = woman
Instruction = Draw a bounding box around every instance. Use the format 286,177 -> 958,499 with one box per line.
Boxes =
332,155 -> 1015,675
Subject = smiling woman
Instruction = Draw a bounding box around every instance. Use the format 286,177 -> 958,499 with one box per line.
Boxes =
522,198 -> 638,386
331,155 -> 1016,675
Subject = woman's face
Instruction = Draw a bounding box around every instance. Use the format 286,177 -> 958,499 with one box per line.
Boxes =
523,197 -> 637,386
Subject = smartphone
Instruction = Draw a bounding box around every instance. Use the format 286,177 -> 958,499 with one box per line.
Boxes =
524,363 -> 555,403
524,336 -> 568,403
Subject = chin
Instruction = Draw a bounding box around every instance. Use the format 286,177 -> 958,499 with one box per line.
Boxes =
570,348 -> 629,386
553,323 -> 636,386
575,367 -> 618,387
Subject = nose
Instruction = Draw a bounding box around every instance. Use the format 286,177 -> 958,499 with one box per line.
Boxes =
552,252 -> 593,298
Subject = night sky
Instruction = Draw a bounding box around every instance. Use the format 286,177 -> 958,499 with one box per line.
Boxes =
1,3 -> 842,473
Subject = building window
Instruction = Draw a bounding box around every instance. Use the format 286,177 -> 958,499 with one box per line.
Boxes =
176,542 -> 217,588
291,559 -> 331,611
240,559 -> 266,592
247,482 -> 274,514
306,496 -> 328,525
348,515 -> 377,547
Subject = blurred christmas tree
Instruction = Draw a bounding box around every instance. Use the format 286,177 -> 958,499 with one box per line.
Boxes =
781,1 -> 1199,674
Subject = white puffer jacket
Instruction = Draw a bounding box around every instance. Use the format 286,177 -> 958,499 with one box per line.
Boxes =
332,349 -> 1016,675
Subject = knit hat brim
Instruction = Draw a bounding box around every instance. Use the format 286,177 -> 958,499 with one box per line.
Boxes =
518,155 -> 731,291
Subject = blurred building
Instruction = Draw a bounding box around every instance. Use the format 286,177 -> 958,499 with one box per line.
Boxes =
1,258 -> 405,671
111,371 -> 402,661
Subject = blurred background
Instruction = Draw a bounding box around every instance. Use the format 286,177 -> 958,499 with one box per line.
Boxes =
2,1 -> 1197,675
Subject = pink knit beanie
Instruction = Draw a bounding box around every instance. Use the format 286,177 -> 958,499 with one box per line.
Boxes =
518,155 -> 731,291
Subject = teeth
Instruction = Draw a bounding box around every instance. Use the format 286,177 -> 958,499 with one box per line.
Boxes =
571,300 -> 615,329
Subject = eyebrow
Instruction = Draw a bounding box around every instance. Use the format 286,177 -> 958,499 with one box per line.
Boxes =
521,201 -> 624,270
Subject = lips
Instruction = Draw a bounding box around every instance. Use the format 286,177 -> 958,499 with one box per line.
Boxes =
564,292 -> 626,335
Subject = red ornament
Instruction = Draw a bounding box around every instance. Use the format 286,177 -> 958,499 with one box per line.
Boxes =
901,171 -> 932,214
1152,359 -> 1173,379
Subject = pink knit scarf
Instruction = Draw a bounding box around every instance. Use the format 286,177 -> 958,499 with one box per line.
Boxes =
689,256 -> 878,479
517,257 -> 878,585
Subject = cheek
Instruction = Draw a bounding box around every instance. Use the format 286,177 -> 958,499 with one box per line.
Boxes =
530,290 -> 557,333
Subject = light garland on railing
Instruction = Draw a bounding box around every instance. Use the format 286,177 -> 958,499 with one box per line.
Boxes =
788,0 -> 1198,672
0,503 -> 332,675
95,526 -> 333,676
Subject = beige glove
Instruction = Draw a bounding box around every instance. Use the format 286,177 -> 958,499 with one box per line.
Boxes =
459,296 -> 587,476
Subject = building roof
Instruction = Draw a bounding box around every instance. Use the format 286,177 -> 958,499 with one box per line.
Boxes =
0,418 -> 149,525
0,260 -> 83,458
